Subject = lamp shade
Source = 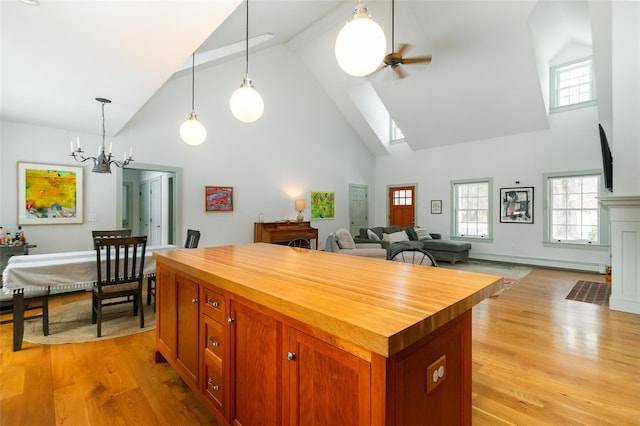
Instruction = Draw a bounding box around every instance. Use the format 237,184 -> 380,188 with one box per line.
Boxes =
295,199 -> 307,211
335,10 -> 386,77
230,77 -> 264,123
180,113 -> 207,146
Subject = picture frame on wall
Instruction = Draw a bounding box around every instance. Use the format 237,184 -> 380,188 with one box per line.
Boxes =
500,187 -> 534,223
18,162 -> 84,225
431,200 -> 442,214
310,191 -> 335,220
205,186 -> 233,212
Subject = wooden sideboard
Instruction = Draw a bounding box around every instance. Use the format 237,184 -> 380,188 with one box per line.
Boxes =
153,243 -> 502,425
254,221 -> 318,249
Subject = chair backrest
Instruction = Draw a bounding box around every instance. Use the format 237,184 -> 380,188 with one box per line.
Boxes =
389,247 -> 438,267
92,229 -> 132,238
94,236 -> 147,291
185,229 -> 200,249
288,237 -> 311,249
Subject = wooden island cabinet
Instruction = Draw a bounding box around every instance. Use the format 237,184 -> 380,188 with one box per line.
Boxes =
153,243 -> 502,425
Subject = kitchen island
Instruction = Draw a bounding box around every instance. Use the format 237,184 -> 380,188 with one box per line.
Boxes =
153,243 -> 502,425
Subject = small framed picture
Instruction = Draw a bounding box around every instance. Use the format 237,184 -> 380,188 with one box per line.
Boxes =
205,186 -> 233,212
431,200 -> 442,214
500,187 -> 533,223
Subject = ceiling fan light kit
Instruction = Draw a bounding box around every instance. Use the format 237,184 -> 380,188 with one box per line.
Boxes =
335,0 -> 387,77
180,52 -> 207,146
230,0 -> 264,123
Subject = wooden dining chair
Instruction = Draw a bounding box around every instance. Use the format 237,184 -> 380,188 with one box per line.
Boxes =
389,247 -> 438,266
287,237 -> 311,249
147,229 -> 200,311
92,235 -> 147,337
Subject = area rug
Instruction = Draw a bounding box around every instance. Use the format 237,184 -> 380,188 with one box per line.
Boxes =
438,260 -> 533,297
565,280 -> 611,305
23,298 -> 155,344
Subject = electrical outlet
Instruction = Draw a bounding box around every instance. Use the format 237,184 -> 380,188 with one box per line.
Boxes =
426,355 -> 446,394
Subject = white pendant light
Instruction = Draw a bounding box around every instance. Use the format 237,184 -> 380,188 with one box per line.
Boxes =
230,0 -> 264,123
335,0 -> 387,77
180,52 -> 207,145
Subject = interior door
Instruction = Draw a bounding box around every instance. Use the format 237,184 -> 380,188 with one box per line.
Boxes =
389,185 -> 415,227
150,176 -> 162,246
349,184 -> 368,237
140,180 -> 150,238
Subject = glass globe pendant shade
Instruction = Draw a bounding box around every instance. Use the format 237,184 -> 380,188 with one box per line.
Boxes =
230,76 -> 264,123
180,112 -> 207,146
335,8 -> 386,77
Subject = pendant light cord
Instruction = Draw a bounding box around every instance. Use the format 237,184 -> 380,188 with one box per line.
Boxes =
190,52 -> 195,112
244,0 -> 249,75
391,0 -> 395,52
101,101 -> 106,150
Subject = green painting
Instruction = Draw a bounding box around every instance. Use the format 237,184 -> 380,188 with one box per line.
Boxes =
310,191 -> 335,220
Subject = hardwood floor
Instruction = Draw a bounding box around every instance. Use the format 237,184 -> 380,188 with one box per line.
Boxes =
1,267 -> 638,425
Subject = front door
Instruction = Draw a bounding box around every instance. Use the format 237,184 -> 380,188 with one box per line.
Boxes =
389,185 -> 415,227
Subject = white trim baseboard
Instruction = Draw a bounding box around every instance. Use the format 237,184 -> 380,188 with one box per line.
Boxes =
470,253 -> 606,274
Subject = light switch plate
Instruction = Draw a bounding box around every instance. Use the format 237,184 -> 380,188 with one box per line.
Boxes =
88,213 -> 98,222
426,355 -> 446,394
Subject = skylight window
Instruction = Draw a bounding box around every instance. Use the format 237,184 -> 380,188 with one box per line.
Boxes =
550,58 -> 596,112
390,119 -> 405,143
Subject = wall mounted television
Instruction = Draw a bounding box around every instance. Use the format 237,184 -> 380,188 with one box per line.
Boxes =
599,124 -> 613,192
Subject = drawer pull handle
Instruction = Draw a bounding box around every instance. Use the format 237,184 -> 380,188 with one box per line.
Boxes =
207,337 -> 220,347
227,317 -> 234,324
207,298 -> 219,308
207,378 -> 220,391
287,352 -> 296,361
191,298 -> 198,304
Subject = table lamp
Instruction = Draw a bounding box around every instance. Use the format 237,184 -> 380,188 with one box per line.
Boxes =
295,199 -> 306,222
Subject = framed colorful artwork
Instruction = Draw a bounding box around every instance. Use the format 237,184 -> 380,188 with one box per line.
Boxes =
500,187 -> 534,223
310,191 -> 335,220
205,186 -> 233,212
18,162 -> 84,225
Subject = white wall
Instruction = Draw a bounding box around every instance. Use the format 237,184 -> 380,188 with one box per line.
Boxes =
0,45 -> 375,253
375,106 -> 610,272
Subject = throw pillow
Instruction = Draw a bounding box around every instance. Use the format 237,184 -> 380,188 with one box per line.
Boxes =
335,228 -> 356,249
404,226 -> 418,241
367,229 -> 381,241
382,230 -> 409,244
415,228 -> 433,241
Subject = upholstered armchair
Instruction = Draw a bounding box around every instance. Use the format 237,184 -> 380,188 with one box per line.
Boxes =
324,229 -> 387,259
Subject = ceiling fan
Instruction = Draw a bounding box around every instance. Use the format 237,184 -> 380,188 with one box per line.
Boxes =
376,0 -> 432,79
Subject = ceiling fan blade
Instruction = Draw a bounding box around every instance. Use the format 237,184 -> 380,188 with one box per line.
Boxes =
402,55 -> 433,65
396,43 -> 411,57
394,65 -> 407,79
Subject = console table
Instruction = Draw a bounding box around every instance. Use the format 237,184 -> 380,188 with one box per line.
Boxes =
254,221 -> 318,249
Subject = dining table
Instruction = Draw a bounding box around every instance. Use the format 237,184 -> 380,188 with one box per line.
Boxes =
2,244 -> 178,351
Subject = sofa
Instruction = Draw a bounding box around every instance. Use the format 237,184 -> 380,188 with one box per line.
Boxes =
355,225 -> 471,264
325,230 -> 387,259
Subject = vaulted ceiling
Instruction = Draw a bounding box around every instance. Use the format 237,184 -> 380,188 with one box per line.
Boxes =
1,1 -> 610,156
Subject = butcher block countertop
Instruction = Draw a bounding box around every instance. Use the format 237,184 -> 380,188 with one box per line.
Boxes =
153,243 -> 502,357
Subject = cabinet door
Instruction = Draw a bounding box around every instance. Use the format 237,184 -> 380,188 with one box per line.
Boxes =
229,299 -> 283,426
175,274 -> 200,389
155,264 -> 176,360
287,328 -> 371,426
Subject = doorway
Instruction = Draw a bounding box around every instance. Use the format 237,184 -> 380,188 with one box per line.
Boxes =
388,185 -> 416,227
117,163 -> 181,246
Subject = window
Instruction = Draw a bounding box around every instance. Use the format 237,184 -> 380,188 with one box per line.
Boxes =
452,179 -> 492,239
550,58 -> 595,111
390,118 -> 405,143
392,188 -> 412,206
547,174 -> 600,244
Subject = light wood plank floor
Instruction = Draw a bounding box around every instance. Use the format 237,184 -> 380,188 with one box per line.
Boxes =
1,267 -> 638,425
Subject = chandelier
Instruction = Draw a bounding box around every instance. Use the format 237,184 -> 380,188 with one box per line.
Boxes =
70,98 -> 134,173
